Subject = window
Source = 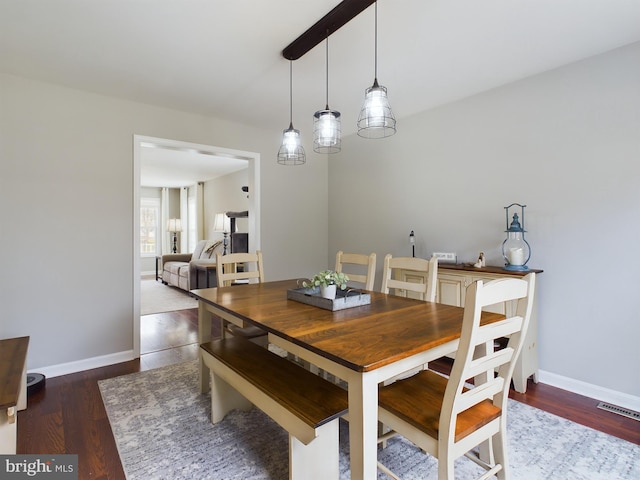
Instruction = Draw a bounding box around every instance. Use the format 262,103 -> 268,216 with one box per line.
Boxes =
140,197 -> 161,256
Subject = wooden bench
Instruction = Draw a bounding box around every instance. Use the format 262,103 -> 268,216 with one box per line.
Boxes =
0,336 -> 29,454
200,337 -> 348,480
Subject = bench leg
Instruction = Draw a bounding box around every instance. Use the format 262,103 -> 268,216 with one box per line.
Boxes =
210,372 -> 253,423
289,420 -> 339,480
0,408 -> 17,454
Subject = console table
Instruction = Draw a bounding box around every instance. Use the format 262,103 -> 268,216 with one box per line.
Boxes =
396,263 -> 543,393
0,336 -> 29,454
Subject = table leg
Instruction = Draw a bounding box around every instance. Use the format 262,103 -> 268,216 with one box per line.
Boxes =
198,301 -> 212,394
347,372 -> 379,480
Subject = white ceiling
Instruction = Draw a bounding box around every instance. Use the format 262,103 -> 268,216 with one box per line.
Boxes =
3,0 -> 640,183
139,143 -> 249,188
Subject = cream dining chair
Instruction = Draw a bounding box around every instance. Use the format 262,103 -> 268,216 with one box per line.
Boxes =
216,251 -> 267,344
377,273 -> 536,480
380,254 -> 438,302
379,254 -> 439,384
335,250 -> 377,291
300,250 -> 377,381
216,251 -> 264,287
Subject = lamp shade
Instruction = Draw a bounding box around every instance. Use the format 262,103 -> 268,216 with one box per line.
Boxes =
357,80 -> 396,138
278,61 -> 306,165
313,34 -> 341,154
313,109 -> 341,153
357,1 -> 396,139
213,213 -> 231,233
166,218 -> 183,233
278,124 -> 306,165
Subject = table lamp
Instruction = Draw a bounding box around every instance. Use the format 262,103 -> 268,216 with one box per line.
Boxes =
213,213 -> 231,255
167,218 -> 183,254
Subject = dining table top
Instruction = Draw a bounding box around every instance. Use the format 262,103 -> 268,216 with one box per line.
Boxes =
192,279 -> 504,373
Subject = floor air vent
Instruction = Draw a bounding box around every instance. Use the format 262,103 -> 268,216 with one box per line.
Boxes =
596,402 -> 640,421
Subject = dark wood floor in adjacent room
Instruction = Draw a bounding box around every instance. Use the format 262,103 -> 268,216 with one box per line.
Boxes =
17,308 -> 639,480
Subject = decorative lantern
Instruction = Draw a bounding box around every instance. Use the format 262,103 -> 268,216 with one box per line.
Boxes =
502,203 -> 531,271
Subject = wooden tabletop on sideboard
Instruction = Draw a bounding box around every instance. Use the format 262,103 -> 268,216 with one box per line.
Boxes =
438,263 -> 543,276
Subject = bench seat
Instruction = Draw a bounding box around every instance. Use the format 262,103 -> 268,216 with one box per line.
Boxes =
0,336 -> 29,454
200,337 -> 348,480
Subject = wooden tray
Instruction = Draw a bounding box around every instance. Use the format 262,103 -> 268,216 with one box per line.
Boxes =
287,287 -> 371,311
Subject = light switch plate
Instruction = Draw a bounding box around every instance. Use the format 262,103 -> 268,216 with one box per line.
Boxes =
432,252 -> 457,263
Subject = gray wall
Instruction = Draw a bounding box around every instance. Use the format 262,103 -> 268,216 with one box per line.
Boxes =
203,168 -> 250,244
0,72 -> 328,373
329,43 -> 640,403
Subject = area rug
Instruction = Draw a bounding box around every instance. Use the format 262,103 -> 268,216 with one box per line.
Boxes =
141,279 -> 197,315
99,361 -> 640,480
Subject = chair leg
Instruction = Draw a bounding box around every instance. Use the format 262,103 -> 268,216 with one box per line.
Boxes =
437,455 -> 455,480
437,440 -> 455,480
492,430 -> 508,480
478,437 -> 494,466
378,421 -> 390,449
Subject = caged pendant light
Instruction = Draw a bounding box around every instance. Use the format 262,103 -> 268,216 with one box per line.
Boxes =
278,61 -> 306,165
357,0 -> 396,139
313,32 -> 341,153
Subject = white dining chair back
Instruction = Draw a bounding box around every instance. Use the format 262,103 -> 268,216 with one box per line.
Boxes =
335,251 -> 377,291
216,251 -> 265,287
380,254 -> 438,302
377,273 -> 536,480
215,251 -> 267,344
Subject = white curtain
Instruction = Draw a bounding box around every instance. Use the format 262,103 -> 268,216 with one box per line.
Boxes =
161,187 -> 170,254
196,182 -> 204,241
179,184 -> 204,253
180,187 -> 189,253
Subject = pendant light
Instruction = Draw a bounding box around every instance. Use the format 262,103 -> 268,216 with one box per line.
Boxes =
357,0 -> 396,139
313,32 -> 341,153
278,61 -> 306,165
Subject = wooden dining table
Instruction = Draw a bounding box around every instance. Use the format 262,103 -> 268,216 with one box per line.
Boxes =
192,279 -> 504,480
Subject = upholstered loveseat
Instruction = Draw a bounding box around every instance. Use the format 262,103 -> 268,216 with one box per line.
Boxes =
161,240 -> 223,292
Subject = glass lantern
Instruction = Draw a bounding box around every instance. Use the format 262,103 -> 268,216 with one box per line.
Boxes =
502,203 -> 531,271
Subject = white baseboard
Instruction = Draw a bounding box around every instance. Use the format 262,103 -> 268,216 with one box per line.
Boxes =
539,369 -> 640,412
30,350 -> 137,379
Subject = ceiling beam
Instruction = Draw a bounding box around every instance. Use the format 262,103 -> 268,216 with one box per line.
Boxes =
282,0 -> 375,60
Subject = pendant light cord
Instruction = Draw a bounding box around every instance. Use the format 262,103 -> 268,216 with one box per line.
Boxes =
289,60 -> 293,127
374,0 -> 378,81
325,32 -> 330,108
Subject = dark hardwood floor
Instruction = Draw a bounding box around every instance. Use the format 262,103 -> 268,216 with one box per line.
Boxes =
17,308 -> 639,480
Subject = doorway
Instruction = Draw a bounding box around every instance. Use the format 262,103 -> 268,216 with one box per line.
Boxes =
133,135 -> 261,356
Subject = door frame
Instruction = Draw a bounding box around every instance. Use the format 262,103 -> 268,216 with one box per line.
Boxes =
133,134 -> 261,356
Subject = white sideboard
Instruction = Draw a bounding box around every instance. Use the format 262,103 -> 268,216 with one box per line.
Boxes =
396,264 -> 542,393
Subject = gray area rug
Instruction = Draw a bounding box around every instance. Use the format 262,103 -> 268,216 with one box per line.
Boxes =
99,361 -> 640,479
141,279 -> 197,315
